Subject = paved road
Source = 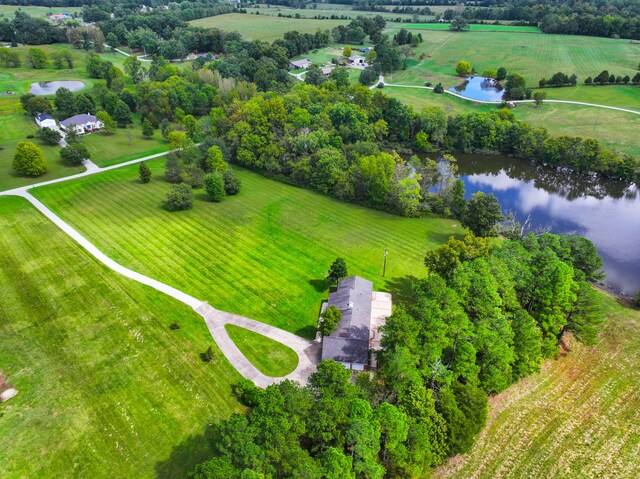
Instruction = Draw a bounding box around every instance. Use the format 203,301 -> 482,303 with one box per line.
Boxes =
1,151 -> 320,387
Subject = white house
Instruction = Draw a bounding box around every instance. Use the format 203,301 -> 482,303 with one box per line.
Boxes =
60,113 -> 103,135
35,113 -> 57,129
347,55 -> 368,68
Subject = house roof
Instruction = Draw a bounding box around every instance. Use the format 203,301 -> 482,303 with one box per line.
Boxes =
321,276 -> 373,365
289,59 -> 311,68
36,113 -> 54,122
60,114 -> 97,127
348,55 -> 365,61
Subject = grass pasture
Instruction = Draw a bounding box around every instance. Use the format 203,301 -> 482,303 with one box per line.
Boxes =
32,161 -> 458,337
226,325 -> 299,377
190,13 -> 348,42
384,30 -> 640,109
382,86 -> 640,157
247,4 -> 434,22
434,293 -> 640,479
0,5 -> 81,19
0,195 -> 242,478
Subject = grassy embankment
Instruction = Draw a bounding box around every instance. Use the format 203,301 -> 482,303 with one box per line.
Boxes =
225,325 -> 299,377
0,45 -> 169,190
0,195 -> 243,478
32,160 -> 459,337
434,292 -> 640,479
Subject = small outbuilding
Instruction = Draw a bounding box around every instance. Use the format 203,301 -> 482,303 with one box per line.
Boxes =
289,59 -> 311,69
60,113 -> 103,135
320,276 -> 392,371
347,55 -> 368,67
35,113 -> 56,129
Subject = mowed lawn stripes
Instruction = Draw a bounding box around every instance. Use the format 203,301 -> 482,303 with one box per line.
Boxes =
0,196 -> 243,478
33,160 -> 459,336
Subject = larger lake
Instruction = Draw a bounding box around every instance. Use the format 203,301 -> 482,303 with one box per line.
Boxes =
456,154 -> 640,295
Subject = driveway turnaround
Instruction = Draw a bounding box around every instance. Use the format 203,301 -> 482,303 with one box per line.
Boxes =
0,154 -> 320,387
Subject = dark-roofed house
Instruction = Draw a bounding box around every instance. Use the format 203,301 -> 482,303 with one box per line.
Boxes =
60,113 -> 103,135
321,276 -> 392,371
289,59 -> 311,69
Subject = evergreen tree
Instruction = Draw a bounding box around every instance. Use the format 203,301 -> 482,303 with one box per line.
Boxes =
327,257 -> 348,285
166,183 -> 193,211
142,119 -> 154,139
139,162 -> 152,183
222,170 -> 241,195
165,153 -> 183,183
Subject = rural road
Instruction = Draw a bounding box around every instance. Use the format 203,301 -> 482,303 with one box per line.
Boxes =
0,151 -> 320,387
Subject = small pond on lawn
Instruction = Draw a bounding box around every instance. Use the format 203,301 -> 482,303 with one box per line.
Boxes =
456,154 -> 640,295
29,80 -> 85,95
449,76 -> 505,102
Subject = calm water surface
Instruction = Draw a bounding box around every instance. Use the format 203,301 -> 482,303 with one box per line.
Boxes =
448,76 -> 505,101
29,81 -> 85,95
456,154 -> 640,295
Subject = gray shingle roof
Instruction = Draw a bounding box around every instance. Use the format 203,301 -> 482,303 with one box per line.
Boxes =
60,114 -> 97,127
321,276 -> 373,365
36,113 -> 54,122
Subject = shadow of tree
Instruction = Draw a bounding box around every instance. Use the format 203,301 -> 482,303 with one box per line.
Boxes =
154,428 -> 212,479
384,275 -> 420,307
308,278 -> 328,293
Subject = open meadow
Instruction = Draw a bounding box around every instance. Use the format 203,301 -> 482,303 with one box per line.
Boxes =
32,160 -> 459,338
190,13 -> 348,42
0,195 -> 243,478
382,86 -> 640,157
246,3 -> 434,22
0,5 -> 82,19
383,30 -> 640,108
434,293 -> 640,479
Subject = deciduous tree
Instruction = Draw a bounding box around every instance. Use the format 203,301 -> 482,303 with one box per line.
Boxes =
13,142 -> 47,177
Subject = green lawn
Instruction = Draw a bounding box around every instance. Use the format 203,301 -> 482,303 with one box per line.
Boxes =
226,325 -> 299,377
0,113 -> 85,191
247,4 -> 434,22
0,196 -> 242,478
382,86 -> 640,157
83,122 -> 170,167
384,30 -> 640,109
32,161 -> 459,338
434,293 -> 640,479
190,13 -> 349,42
0,5 -> 82,19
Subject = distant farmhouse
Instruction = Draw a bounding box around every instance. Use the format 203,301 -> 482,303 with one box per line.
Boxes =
60,114 -> 103,135
289,59 -> 311,69
347,55 -> 367,68
321,276 -> 392,371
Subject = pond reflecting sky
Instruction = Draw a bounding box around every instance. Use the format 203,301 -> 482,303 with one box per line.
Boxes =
456,154 -> 640,295
448,76 -> 506,102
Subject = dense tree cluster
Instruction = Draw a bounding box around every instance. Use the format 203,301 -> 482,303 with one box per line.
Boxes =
0,11 -> 66,45
586,70 -> 640,85
441,0 -> 640,40
192,230 -> 604,478
539,72 -> 578,88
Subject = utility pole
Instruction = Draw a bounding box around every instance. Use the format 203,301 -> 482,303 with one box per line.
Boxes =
382,248 -> 388,277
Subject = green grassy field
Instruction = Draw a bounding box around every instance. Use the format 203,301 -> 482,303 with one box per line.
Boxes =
0,195 -> 242,478
82,121 -> 169,168
0,5 -> 81,19
403,23 -> 541,32
434,293 -> 640,479
32,160 -> 459,338
382,86 -> 640,157
226,325 -> 299,377
190,13 -> 349,42
247,4 -> 434,22
383,30 -> 640,109
0,113 -> 85,191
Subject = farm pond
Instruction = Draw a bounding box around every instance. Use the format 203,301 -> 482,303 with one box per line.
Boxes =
449,76 -> 505,101
29,80 -> 85,95
456,154 -> 640,296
